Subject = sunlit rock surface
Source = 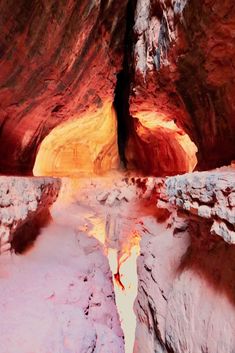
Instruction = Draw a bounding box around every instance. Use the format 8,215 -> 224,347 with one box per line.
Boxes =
127,0 -> 235,174
0,0 -> 128,174
0,176 -> 60,254
126,111 -> 198,176
33,102 -> 119,176
134,169 -> 235,353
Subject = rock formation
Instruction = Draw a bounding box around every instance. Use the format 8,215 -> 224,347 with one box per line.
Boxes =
0,170 -> 234,353
0,176 -> 60,254
0,0 -> 128,174
0,0 -> 235,353
134,167 -> 235,353
0,0 -> 234,176
33,103 -> 119,176
127,0 -> 235,175
167,167 -> 235,244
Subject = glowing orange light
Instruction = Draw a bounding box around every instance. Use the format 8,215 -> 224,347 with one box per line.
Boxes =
128,110 -> 198,174
33,102 -> 119,177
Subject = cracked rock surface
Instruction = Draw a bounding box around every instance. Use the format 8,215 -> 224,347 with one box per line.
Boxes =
0,176 -> 60,254
166,167 -> 235,243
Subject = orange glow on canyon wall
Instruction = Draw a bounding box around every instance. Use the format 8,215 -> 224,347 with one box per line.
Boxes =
33,102 -> 119,177
127,111 -> 198,176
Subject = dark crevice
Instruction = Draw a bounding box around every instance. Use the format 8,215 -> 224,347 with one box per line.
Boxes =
113,0 -> 136,168
114,71 -> 130,167
51,104 -> 64,113
11,209 -> 51,254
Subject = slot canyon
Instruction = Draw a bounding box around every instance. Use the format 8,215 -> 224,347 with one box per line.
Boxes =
0,0 -> 235,352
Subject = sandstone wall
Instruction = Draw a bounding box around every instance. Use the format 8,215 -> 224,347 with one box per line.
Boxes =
0,0 -> 128,173
127,0 -> 235,174
0,176 -> 60,253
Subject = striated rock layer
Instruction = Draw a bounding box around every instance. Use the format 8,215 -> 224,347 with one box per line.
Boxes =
127,0 -> 235,175
134,168 -> 235,353
0,0 -> 128,174
0,176 -> 60,254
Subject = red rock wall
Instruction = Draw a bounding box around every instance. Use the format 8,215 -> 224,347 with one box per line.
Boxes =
127,0 -> 235,175
0,0 -> 128,174
0,0 -> 234,176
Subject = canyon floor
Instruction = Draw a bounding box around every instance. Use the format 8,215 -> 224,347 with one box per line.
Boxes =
0,168 -> 234,353
0,173 -> 153,353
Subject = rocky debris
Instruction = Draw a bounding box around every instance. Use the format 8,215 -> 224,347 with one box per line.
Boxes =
0,214 -> 124,353
0,176 -> 61,254
166,168 -> 235,243
95,175 -> 165,206
1,172 -> 235,353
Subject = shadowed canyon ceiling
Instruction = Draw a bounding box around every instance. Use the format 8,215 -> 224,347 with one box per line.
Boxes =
0,0 -> 234,176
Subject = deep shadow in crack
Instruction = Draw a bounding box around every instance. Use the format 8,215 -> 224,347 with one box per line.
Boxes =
178,219 -> 235,306
113,0 -> 137,167
11,209 -> 52,254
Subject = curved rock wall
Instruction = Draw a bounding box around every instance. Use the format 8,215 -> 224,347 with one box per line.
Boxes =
33,102 -> 119,176
0,0 -> 128,174
127,0 -> 235,175
0,0 -> 234,176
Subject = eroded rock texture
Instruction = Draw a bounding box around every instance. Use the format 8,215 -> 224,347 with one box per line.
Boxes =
134,169 -> 235,353
167,167 -> 235,243
0,0 -> 128,174
0,176 -> 60,253
127,0 -> 235,175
